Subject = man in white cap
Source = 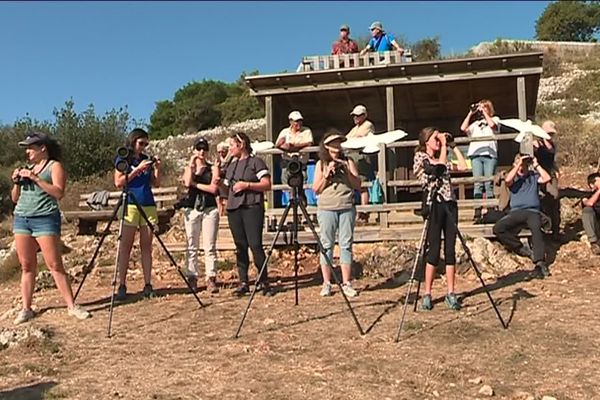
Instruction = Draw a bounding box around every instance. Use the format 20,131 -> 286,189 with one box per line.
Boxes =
360,21 -> 404,56
535,120 -> 561,238
276,110 -> 314,163
347,105 -> 375,212
332,24 -> 359,55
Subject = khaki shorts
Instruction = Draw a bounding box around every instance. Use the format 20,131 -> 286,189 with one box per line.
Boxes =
119,205 -> 158,227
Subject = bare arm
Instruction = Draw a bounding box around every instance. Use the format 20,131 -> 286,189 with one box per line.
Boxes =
16,162 -> 67,200
313,160 -> 333,194
505,161 -> 522,188
451,146 -> 468,171
460,111 -> 473,134
391,39 -> 404,54
234,176 -> 271,194
533,158 -> 551,184
114,159 -> 153,188
481,108 -> 497,130
583,188 -> 600,207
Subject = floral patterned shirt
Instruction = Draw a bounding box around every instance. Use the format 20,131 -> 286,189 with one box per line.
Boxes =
413,151 -> 455,202
332,39 -> 359,55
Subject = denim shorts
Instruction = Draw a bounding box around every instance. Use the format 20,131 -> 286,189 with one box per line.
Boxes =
13,211 -> 61,237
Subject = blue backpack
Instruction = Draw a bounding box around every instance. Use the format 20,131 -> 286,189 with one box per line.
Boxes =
369,178 -> 384,204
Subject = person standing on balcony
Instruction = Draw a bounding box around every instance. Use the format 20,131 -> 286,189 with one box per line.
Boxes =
346,105 -> 375,219
332,24 -> 359,55
359,21 -> 404,56
276,110 -> 314,204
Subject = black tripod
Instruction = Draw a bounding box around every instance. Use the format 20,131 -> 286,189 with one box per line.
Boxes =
234,184 -> 364,338
74,175 -> 204,337
394,177 -> 507,342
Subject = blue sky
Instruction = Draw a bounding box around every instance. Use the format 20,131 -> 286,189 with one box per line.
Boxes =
0,1 -> 550,125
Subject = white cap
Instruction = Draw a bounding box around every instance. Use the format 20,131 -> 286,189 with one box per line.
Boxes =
288,110 -> 303,121
350,105 -> 367,116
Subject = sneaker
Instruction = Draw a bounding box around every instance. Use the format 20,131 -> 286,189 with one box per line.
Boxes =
341,282 -> 358,297
256,281 -> 275,297
67,305 -> 91,320
591,242 -> 600,256
516,245 -> 534,260
233,283 -> 250,297
187,276 -> 198,292
115,284 -> 127,301
320,282 -> 332,297
207,277 -> 219,294
13,308 -> 35,325
142,284 -> 157,299
445,293 -> 461,311
421,294 -> 433,311
535,261 -> 551,279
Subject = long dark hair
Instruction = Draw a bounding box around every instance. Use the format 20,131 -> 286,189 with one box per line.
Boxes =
125,128 -> 149,149
44,137 -> 62,162
229,131 -> 253,155
415,126 -> 439,156
318,130 -> 346,163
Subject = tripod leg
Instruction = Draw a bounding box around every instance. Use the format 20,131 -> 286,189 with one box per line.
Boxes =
396,215 -> 430,342
74,196 -> 123,301
129,194 -> 204,307
107,191 -> 129,338
234,202 -> 293,339
442,202 -> 508,329
291,196 -> 300,306
298,202 -> 364,336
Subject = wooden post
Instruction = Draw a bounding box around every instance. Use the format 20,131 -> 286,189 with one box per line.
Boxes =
377,142 -> 389,229
385,86 -> 397,202
517,77 -> 527,121
265,96 -> 275,209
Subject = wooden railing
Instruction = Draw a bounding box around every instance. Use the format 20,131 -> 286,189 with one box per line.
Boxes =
296,50 -> 411,72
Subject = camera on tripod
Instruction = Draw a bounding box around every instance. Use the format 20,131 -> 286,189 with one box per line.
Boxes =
115,146 -> 157,173
282,155 -> 306,189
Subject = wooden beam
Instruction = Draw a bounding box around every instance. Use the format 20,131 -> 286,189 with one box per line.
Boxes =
517,76 -> 527,121
265,96 -> 275,208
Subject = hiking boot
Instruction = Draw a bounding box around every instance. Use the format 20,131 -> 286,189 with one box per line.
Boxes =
535,261 -> 551,279
341,282 -> 358,298
444,293 -> 461,311
591,242 -> 600,256
207,277 -> 219,294
13,308 -> 35,325
421,294 -> 433,311
142,284 -> 157,299
67,305 -> 91,320
320,282 -> 332,297
115,284 -> 127,301
516,244 -> 533,260
256,281 -> 275,297
233,283 -> 250,297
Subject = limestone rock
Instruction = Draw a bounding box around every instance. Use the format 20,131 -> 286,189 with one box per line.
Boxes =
478,385 -> 494,396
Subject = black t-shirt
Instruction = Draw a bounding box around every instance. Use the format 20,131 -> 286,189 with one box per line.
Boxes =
534,141 -> 557,173
186,163 -> 217,210
224,156 -> 270,210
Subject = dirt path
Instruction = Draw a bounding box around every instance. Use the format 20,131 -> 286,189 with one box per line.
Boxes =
1,255 -> 600,400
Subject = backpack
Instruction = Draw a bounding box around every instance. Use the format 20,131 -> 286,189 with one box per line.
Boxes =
369,178 -> 384,204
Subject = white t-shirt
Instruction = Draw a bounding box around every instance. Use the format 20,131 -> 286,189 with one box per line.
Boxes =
466,116 -> 499,158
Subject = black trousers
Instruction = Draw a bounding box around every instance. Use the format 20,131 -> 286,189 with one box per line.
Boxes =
227,205 -> 268,283
493,209 -> 545,263
425,200 -> 458,266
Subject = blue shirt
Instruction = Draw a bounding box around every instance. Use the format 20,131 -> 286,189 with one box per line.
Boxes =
368,33 -> 396,52
114,154 -> 156,206
509,171 -> 540,211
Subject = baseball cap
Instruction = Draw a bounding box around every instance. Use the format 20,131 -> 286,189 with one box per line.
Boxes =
350,105 -> 367,116
340,24 -> 349,31
369,21 -> 383,31
193,137 -> 209,150
18,132 -> 50,147
288,111 -> 303,121
542,120 -> 557,134
323,133 -> 347,145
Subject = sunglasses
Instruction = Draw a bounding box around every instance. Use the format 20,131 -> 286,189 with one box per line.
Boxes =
138,141 -> 149,147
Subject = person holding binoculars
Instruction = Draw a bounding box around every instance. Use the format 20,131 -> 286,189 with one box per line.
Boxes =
312,132 -> 362,298
113,128 -> 161,300
179,137 -> 220,293
11,132 -> 90,324
460,99 -> 499,210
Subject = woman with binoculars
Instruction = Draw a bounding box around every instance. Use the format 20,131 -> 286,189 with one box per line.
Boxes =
179,137 -> 220,293
11,132 -> 90,324
113,128 -> 161,300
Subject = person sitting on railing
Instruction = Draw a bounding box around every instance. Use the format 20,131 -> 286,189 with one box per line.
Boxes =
535,120 -> 561,238
346,104 -> 375,219
493,154 -> 552,278
359,21 -> 404,56
312,131 -> 362,298
582,172 -> 600,256
276,110 -> 314,204
460,99 -> 499,219
332,24 -> 359,55
413,128 -> 467,311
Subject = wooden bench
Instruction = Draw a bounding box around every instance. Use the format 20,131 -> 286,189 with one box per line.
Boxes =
63,186 -> 179,235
